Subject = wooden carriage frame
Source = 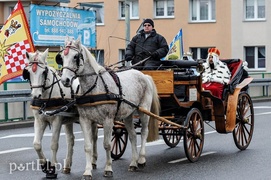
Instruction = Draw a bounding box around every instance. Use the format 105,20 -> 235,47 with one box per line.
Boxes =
110,59 -> 254,162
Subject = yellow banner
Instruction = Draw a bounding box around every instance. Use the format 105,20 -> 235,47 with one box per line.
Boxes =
0,0 -> 35,84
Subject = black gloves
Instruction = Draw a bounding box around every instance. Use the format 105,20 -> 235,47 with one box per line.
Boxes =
125,56 -> 133,62
151,51 -> 159,58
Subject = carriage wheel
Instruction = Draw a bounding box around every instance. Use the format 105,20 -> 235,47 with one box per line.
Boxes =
111,127 -> 128,160
183,108 -> 204,163
162,122 -> 182,148
233,92 -> 254,150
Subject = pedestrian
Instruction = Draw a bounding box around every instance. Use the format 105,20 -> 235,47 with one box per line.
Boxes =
125,18 -> 169,70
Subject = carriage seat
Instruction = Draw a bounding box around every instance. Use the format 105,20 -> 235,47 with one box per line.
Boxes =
160,60 -> 199,80
220,59 -> 244,98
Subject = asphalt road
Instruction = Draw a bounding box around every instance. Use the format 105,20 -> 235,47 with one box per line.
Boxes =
0,100 -> 271,180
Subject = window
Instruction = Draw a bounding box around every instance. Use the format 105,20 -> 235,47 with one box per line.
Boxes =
191,47 -> 212,59
154,0 -> 174,17
92,49 -> 104,65
79,3 -> 104,25
119,49 -> 125,61
120,49 -> 131,66
245,0 -> 265,20
119,0 -> 139,19
190,0 -> 216,22
245,46 -> 265,69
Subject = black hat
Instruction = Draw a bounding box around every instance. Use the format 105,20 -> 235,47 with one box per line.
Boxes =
143,19 -> 154,27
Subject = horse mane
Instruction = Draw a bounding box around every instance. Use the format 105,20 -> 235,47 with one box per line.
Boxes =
80,45 -> 105,74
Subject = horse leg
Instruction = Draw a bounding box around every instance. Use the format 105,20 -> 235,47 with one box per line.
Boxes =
46,118 -> 62,179
33,117 -> 48,173
79,118 -> 94,180
123,114 -> 139,171
102,118 -> 114,177
91,122 -> 98,170
62,123 -> 75,174
137,112 -> 149,168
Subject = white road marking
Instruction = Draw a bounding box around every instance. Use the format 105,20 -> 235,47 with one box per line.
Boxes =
75,135 -> 104,142
168,151 -> 216,164
255,112 -> 271,116
0,131 -> 82,140
0,147 -> 33,155
0,104 -> 269,155
253,106 -> 271,109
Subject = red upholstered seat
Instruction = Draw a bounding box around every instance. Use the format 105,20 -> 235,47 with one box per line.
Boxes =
220,59 -> 243,84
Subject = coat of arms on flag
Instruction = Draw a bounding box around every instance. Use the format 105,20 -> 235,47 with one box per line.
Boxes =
165,29 -> 183,60
0,0 -> 35,84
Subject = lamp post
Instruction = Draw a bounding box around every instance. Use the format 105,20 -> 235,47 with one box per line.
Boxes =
125,0 -> 130,66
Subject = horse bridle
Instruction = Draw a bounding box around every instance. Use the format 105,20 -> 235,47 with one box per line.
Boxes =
57,45 -> 84,76
24,63 -> 63,94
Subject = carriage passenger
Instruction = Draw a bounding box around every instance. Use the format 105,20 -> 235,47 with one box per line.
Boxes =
125,18 -> 169,70
202,48 -> 231,99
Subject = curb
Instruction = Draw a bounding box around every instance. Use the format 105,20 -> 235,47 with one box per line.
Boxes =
0,119 -> 34,130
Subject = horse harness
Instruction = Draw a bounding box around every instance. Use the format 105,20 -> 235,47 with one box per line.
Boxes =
75,68 -> 136,118
23,62 -> 79,113
45,43 -> 139,117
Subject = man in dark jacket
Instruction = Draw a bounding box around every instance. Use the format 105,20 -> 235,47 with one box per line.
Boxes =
125,19 -> 169,70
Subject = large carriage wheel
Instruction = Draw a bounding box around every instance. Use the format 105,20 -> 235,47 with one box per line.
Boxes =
183,108 -> 204,162
111,127 -> 128,160
162,122 -> 182,148
233,92 -> 254,150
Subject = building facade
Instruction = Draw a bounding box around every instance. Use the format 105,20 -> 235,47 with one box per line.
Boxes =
0,0 -> 269,73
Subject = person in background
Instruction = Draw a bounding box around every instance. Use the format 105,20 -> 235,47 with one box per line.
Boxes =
182,52 -> 194,61
202,48 -> 231,99
125,18 -> 169,70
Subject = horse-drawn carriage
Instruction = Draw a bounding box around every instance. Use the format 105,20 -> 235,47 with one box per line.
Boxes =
24,37 -> 254,179
110,59 -> 254,163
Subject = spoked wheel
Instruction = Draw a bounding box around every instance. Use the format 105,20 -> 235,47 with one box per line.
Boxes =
162,122 -> 182,148
183,108 -> 204,162
111,127 -> 128,160
233,92 -> 254,150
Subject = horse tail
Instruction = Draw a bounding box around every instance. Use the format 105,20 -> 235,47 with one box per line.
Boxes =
146,75 -> 160,142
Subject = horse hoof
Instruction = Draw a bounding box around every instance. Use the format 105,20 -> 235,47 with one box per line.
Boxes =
46,166 -> 57,179
128,166 -> 138,172
92,164 -> 97,169
81,175 -> 92,180
138,162 -> 146,169
46,172 -> 57,179
62,168 -> 71,174
103,171 -> 113,177
41,161 -> 51,173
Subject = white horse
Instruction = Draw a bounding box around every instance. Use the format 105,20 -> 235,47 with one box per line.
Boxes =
58,36 -> 160,179
23,49 -> 83,179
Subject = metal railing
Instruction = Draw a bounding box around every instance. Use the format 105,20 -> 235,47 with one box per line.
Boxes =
0,89 -> 32,121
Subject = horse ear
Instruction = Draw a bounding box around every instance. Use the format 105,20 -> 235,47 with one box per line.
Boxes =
75,36 -> 81,48
27,52 -> 35,62
41,48 -> 49,64
65,36 -> 70,45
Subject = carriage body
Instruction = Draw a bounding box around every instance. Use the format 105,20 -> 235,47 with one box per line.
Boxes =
112,59 -> 254,162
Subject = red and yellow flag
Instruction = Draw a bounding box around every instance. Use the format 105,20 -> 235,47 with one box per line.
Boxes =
0,0 -> 35,84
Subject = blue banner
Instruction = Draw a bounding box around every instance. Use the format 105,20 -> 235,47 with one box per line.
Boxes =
165,29 -> 184,60
29,4 -> 96,48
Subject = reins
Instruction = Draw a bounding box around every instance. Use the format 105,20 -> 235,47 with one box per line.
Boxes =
111,56 -> 151,72
42,44 -> 149,116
